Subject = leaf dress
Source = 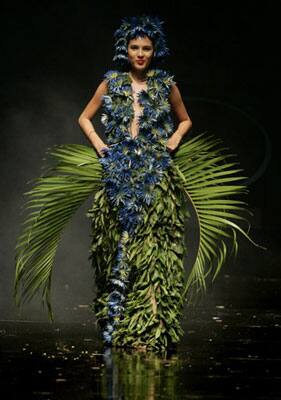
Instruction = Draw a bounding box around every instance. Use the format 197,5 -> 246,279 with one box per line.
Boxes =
14,68 -> 258,352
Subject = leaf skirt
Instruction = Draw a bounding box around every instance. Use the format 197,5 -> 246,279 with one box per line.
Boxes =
86,164 -> 190,351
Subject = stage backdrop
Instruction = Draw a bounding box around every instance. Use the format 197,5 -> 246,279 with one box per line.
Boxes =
0,1 -> 279,322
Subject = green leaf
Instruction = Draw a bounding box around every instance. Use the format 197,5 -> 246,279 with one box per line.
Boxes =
172,133 -> 265,304
14,144 -> 103,320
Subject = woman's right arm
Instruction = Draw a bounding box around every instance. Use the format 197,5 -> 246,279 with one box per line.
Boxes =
78,79 -> 108,157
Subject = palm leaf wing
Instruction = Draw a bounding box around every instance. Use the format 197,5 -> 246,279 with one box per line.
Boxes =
172,133 -> 264,304
14,144 -> 103,321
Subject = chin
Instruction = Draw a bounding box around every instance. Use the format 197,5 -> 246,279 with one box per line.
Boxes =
135,63 -> 150,70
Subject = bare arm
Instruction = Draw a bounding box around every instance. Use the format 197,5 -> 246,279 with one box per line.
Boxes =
167,83 -> 192,151
78,79 -> 108,157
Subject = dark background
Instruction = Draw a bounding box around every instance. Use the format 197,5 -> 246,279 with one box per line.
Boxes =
1,1 -> 279,321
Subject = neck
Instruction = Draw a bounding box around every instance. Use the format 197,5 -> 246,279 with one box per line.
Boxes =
129,69 -> 148,82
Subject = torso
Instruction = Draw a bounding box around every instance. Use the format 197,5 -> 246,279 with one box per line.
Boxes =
102,68 -> 175,146
129,78 -> 148,139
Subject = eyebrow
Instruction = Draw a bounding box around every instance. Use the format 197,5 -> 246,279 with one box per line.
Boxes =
129,44 -> 153,48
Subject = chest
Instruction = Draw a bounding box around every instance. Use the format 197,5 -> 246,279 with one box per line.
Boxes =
131,81 -> 147,114
101,69 -> 174,142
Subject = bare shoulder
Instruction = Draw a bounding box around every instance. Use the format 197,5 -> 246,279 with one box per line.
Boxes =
95,79 -> 108,95
168,82 -> 191,121
78,79 -> 108,120
169,83 -> 183,103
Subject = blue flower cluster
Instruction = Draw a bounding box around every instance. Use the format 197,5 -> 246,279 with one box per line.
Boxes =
101,69 -> 175,147
100,139 -> 171,234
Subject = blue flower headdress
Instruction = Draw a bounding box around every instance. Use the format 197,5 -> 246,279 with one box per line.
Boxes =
112,15 -> 170,67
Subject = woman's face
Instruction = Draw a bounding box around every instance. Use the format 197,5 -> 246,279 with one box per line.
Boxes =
127,36 -> 154,71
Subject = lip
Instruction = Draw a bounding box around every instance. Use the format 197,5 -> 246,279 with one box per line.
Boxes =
136,60 -> 145,65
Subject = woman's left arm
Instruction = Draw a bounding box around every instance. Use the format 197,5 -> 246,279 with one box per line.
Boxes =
167,83 -> 192,152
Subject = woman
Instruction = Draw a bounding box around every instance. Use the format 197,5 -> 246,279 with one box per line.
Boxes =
14,15 -> 258,352
78,15 -> 192,350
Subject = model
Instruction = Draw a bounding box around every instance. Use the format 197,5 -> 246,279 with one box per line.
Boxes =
14,15 -> 259,352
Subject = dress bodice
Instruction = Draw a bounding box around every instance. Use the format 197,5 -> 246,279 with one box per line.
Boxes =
101,68 -> 176,147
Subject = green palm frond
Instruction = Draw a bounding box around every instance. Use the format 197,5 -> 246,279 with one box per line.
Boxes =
14,144 -> 103,321
173,132 -> 265,305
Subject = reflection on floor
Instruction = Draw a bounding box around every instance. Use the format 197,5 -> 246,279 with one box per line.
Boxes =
1,273 -> 280,399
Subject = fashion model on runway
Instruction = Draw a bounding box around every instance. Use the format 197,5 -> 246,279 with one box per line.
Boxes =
14,15 -> 259,352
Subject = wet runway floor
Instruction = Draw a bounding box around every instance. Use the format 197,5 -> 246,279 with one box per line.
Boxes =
0,274 -> 280,399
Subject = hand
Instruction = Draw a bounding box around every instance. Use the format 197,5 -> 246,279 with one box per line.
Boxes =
96,143 -> 109,157
166,132 -> 182,153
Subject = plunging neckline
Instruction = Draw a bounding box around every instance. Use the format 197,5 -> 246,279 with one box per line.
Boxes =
127,72 -> 149,139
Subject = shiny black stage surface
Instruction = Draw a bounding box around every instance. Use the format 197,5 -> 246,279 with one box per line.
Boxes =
1,274 -> 280,400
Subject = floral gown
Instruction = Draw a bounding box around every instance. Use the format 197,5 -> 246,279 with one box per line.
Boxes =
86,69 -> 190,350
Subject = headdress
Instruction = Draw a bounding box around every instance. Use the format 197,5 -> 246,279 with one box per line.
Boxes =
112,15 -> 170,67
